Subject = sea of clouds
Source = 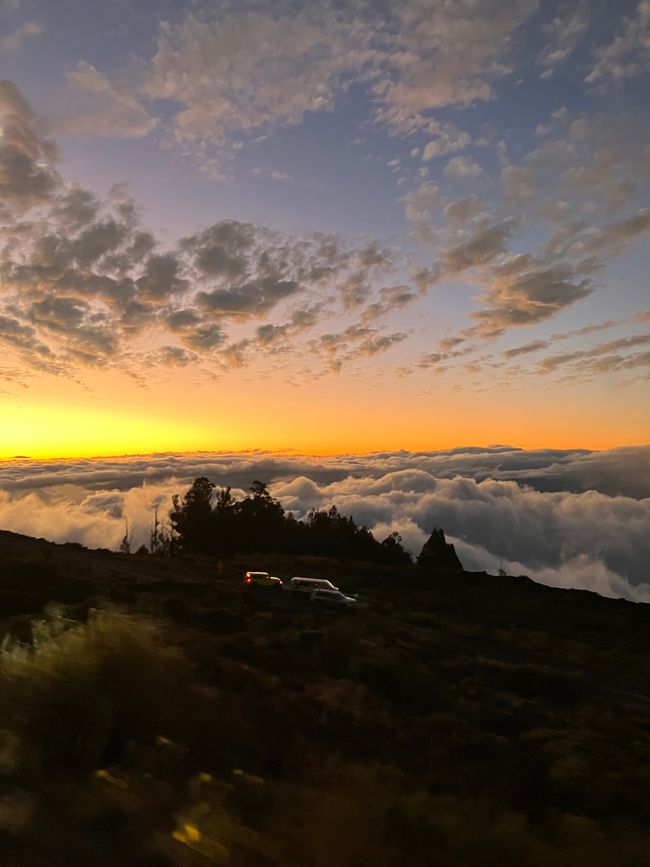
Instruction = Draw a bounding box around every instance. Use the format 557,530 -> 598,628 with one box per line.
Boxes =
0,445 -> 648,603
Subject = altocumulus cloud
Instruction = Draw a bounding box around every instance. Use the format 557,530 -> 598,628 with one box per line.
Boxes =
1,446 -> 649,603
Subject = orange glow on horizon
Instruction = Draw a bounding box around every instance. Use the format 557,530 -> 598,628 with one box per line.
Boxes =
2,359 -> 648,462
1,389 -> 648,462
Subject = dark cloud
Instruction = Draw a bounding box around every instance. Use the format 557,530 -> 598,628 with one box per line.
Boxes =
179,322 -> 225,352
50,183 -> 100,229
146,346 -> 199,367
444,219 -> 518,273
443,195 -> 483,226
360,284 -> 417,323
30,296 -> 88,330
197,277 -> 301,317
355,331 -> 408,357
181,220 -> 257,279
473,261 -> 593,336
136,253 -> 188,300
537,333 -> 650,375
502,340 -> 549,358
256,322 -> 290,346
0,79 -> 59,208
310,323 -> 407,371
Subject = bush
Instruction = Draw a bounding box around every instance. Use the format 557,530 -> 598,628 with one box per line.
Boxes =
0,609 -> 191,771
350,654 -> 445,713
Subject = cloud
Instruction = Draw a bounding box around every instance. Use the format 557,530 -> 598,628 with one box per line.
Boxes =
373,0 -> 538,133
136,253 -> 188,300
421,124 -> 471,160
197,277 -> 301,317
140,7 -> 374,144
1,446 -> 649,602
131,0 -> 540,149
402,183 -> 440,239
182,221 -> 397,325
0,79 -> 59,208
586,0 -> 650,85
443,195 -> 483,226
522,111 -> 649,216
538,1 -> 590,79
145,346 -> 199,368
310,324 -> 408,371
443,156 -> 483,180
473,259 -> 593,336
501,164 -> 536,202
0,84 -> 417,379
444,219 -> 517,273
1,20 -> 43,54
535,333 -> 650,377
502,339 -> 549,358
61,62 -> 157,140
360,285 -> 418,323
0,174 -> 166,367
428,117 -> 650,341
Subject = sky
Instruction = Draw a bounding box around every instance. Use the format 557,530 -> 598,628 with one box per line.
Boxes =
0,0 -> 648,458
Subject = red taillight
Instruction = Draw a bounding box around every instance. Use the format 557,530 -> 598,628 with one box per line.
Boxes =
245,577 -> 251,583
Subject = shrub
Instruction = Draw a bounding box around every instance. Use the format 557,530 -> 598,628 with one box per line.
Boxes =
350,654 -> 445,713
0,609 -> 190,771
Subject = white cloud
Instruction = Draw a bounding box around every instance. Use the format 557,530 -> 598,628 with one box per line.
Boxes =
1,447 -> 649,602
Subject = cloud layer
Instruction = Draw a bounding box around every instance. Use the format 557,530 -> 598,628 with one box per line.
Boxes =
0,80 -> 413,379
1,446 -> 648,602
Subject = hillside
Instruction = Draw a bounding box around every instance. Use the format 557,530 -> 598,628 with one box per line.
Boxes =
0,528 -> 648,866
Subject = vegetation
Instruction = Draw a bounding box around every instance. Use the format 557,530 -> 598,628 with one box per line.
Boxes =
168,476 -> 412,564
0,527 -> 648,865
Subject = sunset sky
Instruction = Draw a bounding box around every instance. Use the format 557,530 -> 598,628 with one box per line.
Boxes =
1,0 -> 649,458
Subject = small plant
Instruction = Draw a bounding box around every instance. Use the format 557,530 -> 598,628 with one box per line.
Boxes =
0,609 -> 191,771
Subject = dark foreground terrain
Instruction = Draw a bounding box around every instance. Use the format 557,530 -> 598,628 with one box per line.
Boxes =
0,528 -> 648,866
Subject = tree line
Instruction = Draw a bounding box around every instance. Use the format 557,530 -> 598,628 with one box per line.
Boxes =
146,476 -> 463,570
161,477 -> 411,564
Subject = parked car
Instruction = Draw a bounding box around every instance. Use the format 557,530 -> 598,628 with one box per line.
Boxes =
310,589 -> 357,608
244,571 -> 283,588
289,576 -> 339,593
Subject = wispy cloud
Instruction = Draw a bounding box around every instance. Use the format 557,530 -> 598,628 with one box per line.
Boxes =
1,19 -> 43,53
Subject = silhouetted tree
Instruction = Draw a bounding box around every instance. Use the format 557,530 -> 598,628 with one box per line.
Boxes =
306,506 -> 382,561
169,476 -> 216,554
417,527 -> 463,571
119,521 -> 131,555
168,477 -> 414,563
380,532 -> 411,565
212,486 -> 238,554
236,481 -> 287,552
150,505 -> 164,555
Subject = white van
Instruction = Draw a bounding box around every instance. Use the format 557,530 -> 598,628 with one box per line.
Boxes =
289,576 -> 339,593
